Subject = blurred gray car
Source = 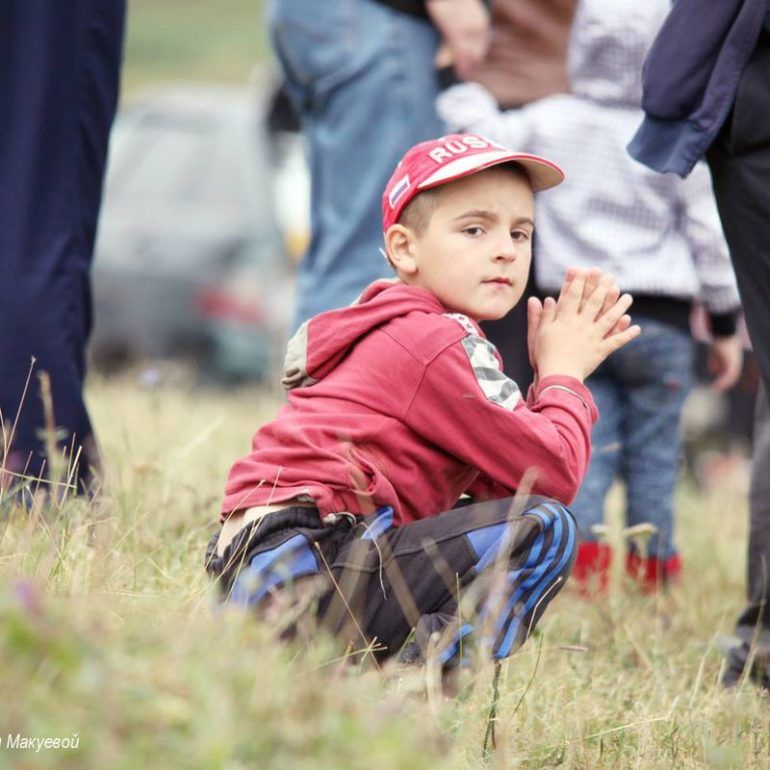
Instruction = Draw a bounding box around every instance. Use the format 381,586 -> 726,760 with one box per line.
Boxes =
91,82 -> 293,381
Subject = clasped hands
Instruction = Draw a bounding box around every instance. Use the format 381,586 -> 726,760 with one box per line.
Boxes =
527,267 -> 641,383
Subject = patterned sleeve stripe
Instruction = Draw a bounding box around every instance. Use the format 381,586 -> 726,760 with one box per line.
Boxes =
460,335 -> 521,411
443,312 -> 479,336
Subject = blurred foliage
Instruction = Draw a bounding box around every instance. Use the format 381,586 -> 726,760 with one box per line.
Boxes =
122,0 -> 270,96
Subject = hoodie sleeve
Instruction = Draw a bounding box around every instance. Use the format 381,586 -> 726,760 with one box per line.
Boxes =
677,161 -> 741,326
402,333 -> 597,505
436,82 -> 533,149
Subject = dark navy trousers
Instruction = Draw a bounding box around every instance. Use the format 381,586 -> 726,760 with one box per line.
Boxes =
0,1 -> 125,489
707,32 -> 770,635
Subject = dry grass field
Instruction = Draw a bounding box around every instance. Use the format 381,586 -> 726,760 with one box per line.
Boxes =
0,374 -> 767,769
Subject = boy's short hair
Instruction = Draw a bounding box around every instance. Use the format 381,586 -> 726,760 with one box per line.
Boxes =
397,186 -> 442,236
398,162 -> 533,235
381,133 -> 564,233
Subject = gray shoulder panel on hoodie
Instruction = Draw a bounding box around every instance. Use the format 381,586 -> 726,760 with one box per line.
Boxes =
281,320 -> 315,390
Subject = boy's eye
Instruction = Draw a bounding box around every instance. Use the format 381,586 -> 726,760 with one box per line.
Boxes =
462,226 -> 485,236
511,230 -> 531,242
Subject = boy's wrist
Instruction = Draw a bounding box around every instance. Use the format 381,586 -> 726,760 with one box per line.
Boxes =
536,364 -> 585,383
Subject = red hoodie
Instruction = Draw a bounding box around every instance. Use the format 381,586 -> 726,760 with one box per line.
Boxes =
222,281 -> 598,525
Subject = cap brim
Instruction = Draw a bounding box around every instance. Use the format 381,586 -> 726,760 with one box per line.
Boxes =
417,149 -> 564,193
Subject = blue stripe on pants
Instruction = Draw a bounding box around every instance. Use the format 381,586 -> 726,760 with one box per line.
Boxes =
494,504 -> 577,658
231,534 -> 320,607
435,502 -> 576,664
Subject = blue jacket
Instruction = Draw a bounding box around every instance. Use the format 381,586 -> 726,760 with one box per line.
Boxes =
628,0 -> 768,177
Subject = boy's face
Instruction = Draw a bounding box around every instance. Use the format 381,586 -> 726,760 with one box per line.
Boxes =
389,166 -> 535,322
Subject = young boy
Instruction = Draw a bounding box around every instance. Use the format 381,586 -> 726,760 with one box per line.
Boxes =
437,0 -> 742,591
205,133 -> 639,666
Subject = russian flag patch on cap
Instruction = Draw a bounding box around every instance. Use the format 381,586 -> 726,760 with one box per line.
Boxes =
388,174 -> 410,209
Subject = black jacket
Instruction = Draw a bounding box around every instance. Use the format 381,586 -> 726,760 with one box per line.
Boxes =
628,0 -> 768,177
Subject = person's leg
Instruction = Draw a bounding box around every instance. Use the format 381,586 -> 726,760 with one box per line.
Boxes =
0,0 -> 124,494
322,496 -> 577,665
204,505 -> 350,648
267,0 -> 444,329
707,31 -> 770,682
207,498 -> 576,666
721,383 -> 770,688
738,384 -> 770,641
567,365 -> 623,591
620,319 -> 694,589
740,383 -> 770,634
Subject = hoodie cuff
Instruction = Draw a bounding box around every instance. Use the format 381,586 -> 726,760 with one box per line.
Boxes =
531,375 -> 599,423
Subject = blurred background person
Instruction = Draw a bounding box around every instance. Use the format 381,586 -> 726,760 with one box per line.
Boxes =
266,0 -> 490,331
471,0 -> 575,110
438,0 -> 743,592
0,1 -> 126,499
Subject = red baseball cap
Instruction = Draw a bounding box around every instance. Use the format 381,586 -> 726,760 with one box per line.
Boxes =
382,133 -> 564,232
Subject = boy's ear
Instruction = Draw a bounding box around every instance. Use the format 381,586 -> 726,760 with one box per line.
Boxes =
383,224 -> 419,277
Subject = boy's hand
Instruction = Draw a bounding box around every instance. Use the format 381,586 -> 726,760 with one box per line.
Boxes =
708,334 -> 743,392
533,267 -> 641,382
526,295 -> 544,379
526,270 -> 630,379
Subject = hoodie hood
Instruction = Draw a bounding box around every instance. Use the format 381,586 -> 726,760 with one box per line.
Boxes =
282,280 -> 447,389
568,0 -> 670,107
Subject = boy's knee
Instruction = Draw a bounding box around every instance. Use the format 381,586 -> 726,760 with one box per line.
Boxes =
464,498 -> 576,574
524,499 -> 577,535
522,500 -> 578,573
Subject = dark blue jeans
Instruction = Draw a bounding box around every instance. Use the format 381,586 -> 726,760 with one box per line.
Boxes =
569,318 -> 694,561
267,0 -> 445,329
